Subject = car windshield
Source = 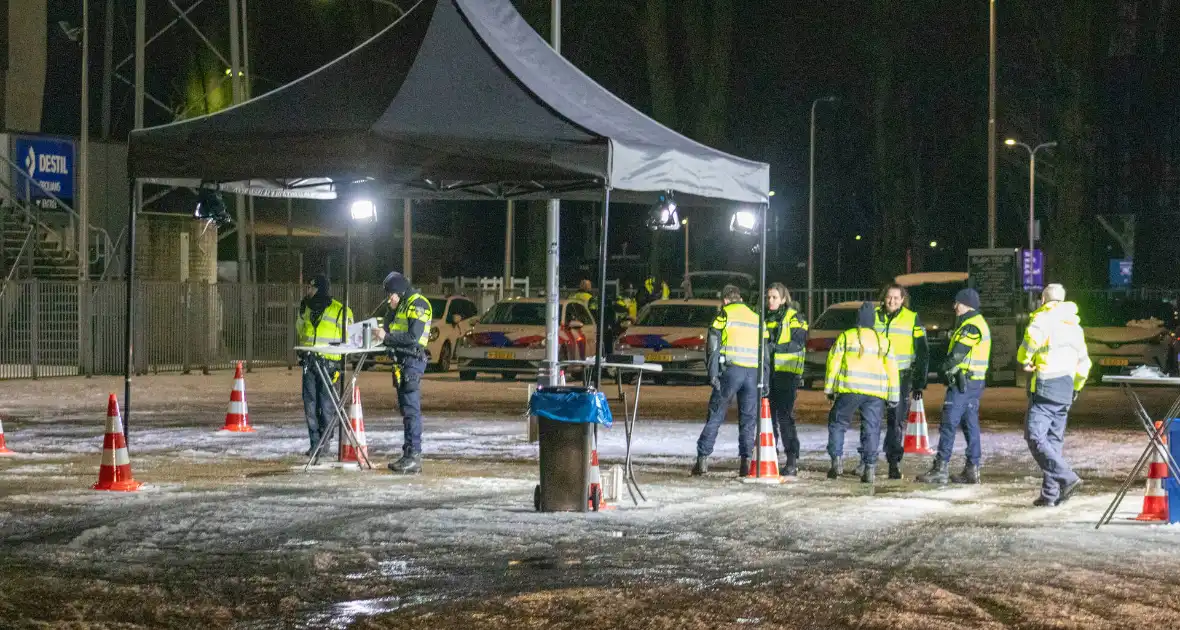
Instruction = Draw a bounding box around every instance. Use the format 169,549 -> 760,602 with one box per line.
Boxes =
637,304 -> 719,327
428,299 -> 447,318
479,302 -> 546,326
905,283 -> 963,330
813,307 -> 859,331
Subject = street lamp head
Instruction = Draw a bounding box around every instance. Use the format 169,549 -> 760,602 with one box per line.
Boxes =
350,199 -> 376,221
929,240 -> 938,248
1004,138 -> 1017,146
768,190 -> 775,197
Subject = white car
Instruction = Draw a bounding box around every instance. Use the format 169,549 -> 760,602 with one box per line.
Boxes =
455,298 -> 596,381
614,299 -> 721,383
369,295 -> 481,372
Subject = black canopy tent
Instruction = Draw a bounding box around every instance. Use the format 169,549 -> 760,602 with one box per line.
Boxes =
125,0 -> 770,425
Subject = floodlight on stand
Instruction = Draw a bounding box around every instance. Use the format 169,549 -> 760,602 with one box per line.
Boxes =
729,209 -> 759,235
350,199 -> 376,221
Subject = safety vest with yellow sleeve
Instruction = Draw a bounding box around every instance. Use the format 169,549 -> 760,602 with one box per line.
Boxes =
874,306 -> 924,370
644,277 -> 670,300
298,299 -> 353,361
769,307 -> 808,374
824,327 -> 899,402
390,293 -> 433,348
711,302 -> 765,368
950,313 -> 991,380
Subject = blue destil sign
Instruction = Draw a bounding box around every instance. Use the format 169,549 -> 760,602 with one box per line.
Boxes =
12,135 -> 75,201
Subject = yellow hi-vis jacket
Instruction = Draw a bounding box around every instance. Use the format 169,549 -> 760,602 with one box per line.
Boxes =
950,313 -> 991,380
297,299 -> 354,360
711,302 -> 766,368
1017,300 -> 1091,395
825,327 -> 899,402
768,307 -> 808,374
389,293 -> 433,348
875,306 -> 924,370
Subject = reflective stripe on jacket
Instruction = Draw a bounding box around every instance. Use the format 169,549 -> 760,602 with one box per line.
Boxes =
770,307 -> 808,374
875,306 -> 924,369
951,313 -> 991,380
711,302 -> 765,368
391,293 -> 433,348
824,327 -> 899,402
298,299 -> 353,360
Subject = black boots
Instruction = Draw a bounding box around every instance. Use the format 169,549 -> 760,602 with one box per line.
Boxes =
739,457 -> 750,478
916,459 -> 949,484
888,462 -> 903,480
782,455 -> 798,478
950,464 -> 980,484
388,452 -> 422,474
826,458 -> 843,479
860,465 -> 876,484
691,456 -> 709,476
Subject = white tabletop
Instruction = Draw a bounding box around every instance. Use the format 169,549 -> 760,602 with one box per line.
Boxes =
1102,375 -> 1180,386
561,358 -> 664,373
294,345 -> 387,356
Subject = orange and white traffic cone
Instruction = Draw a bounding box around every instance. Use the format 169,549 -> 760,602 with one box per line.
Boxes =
559,369 -> 567,386
1134,421 -> 1169,522
0,414 -> 14,455
220,362 -> 255,432
93,394 -> 142,492
744,398 -> 785,484
587,430 -> 614,511
903,398 -> 935,455
339,385 -> 369,464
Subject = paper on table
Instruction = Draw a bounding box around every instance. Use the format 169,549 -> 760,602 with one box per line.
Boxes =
346,318 -> 381,347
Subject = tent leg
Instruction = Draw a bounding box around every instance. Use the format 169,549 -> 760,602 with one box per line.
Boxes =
757,203 -> 768,393
544,200 -> 560,387
594,188 -> 611,388
123,180 -> 138,442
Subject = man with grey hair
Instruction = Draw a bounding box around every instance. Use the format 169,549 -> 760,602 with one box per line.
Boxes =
1017,283 -> 1092,506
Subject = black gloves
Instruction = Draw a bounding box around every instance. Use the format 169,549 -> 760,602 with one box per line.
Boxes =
1072,390 -> 1080,403
887,400 -> 899,410
710,376 -> 721,390
826,393 -> 836,403
912,389 -> 923,401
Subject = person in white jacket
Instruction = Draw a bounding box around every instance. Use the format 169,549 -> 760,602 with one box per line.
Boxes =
1017,283 -> 1092,507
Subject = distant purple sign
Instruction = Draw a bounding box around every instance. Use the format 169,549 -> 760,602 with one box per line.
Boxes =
1021,249 -> 1044,290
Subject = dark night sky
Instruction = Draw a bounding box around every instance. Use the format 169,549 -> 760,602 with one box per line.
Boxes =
37,0 -> 1056,287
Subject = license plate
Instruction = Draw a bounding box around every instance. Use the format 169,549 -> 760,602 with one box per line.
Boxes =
486,350 -> 515,360
647,352 -> 673,362
1100,357 -> 1129,367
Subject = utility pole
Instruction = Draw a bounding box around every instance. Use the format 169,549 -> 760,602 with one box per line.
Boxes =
403,199 -> 412,280
229,0 -> 247,283
100,0 -> 114,139
807,96 -> 835,324
543,0 -> 561,388
987,0 -> 997,248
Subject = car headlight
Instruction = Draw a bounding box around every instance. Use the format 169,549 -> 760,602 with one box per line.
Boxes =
429,328 -> 440,342
528,339 -> 546,349
457,333 -> 472,348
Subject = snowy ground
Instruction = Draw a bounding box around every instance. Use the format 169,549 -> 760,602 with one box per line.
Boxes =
2,371 -> 1180,628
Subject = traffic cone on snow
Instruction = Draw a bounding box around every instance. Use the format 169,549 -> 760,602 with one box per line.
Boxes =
903,397 -> 936,455
0,414 -> 14,455
220,362 -> 255,432
587,431 -> 613,510
744,398 -> 785,484
1134,421 -> 1169,522
559,369 -> 567,386
339,385 -> 369,464
93,394 -> 142,492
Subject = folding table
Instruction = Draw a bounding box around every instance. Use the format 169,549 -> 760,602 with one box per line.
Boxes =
1096,374 -> 1180,528
294,345 -> 384,471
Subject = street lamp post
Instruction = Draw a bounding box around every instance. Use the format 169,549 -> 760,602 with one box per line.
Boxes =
1004,138 -> 1057,256
682,218 -> 689,278
807,97 -> 835,324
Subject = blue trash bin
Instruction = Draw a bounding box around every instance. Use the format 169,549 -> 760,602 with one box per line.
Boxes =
1168,420 -> 1180,524
529,387 -> 613,513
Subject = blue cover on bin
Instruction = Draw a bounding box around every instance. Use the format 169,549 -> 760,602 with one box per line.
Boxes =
529,388 -> 613,428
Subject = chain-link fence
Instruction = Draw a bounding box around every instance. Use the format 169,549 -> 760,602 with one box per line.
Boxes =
0,280 -> 389,380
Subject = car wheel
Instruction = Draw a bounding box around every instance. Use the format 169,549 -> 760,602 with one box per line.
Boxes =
501,373 -> 517,381
436,342 -> 452,372
459,371 -> 477,381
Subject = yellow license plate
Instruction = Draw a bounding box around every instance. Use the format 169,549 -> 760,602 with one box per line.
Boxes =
1100,357 -> 1129,367
647,352 -> 673,362
487,350 -> 515,360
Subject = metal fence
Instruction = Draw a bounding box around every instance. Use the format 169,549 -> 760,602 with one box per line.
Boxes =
0,279 -> 391,380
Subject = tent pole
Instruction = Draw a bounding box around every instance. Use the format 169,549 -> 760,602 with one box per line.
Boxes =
757,202 -> 768,396
594,188 -> 610,388
123,180 -> 137,441
544,200 -> 560,387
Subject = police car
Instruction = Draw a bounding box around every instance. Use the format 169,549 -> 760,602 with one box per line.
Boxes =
614,299 -> 721,383
455,297 -> 596,380
369,295 -> 481,372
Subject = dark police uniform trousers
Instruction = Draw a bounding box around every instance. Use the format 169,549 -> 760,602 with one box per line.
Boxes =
697,366 -> 759,459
